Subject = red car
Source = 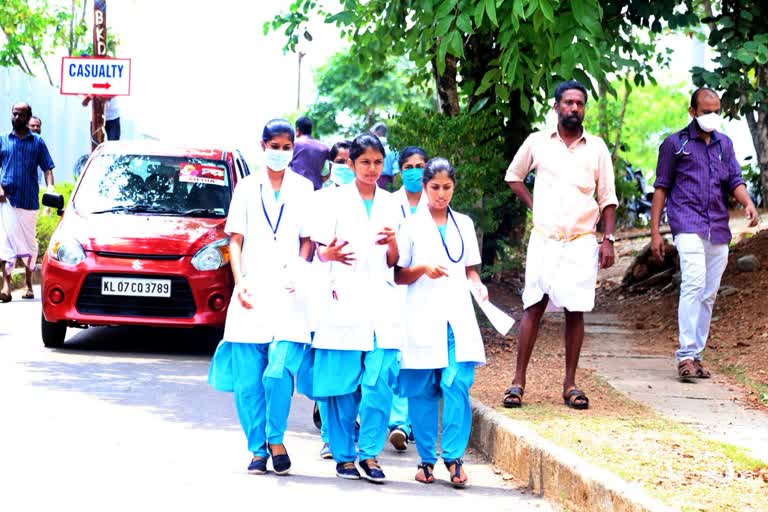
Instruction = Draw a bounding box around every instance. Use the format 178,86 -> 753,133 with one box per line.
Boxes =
40,141 -> 250,348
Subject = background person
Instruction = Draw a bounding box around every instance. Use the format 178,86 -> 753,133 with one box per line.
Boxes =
395,157 -> 487,488
503,80 -> 617,410
290,116 -> 329,190
0,103 -> 55,302
650,87 -> 758,380
370,122 -> 399,190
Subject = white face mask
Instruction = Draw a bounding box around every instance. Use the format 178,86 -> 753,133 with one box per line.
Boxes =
696,112 -> 721,133
265,148 -> 293,171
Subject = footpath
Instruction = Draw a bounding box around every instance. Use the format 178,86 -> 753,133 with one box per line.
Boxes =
581,312 -> 768,464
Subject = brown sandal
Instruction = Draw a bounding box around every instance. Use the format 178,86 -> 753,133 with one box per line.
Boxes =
0,292 -> 11,303
502,385 -> 524,408
678,359 -> 697,380
693,360 -> 711,379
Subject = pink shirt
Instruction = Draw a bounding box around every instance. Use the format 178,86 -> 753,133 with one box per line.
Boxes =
505,128 -> 618,240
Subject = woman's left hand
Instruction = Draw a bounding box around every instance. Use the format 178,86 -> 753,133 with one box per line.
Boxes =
376,226 -> 397,246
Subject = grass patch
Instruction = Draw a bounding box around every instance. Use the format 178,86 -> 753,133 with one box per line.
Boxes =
710,358 -> 768,405
497,377 -> 768,511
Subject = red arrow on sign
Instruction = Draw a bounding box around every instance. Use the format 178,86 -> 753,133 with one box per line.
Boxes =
92,82 -> 111,89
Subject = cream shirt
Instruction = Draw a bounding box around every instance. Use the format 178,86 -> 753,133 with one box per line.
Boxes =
505,128 -> 618,240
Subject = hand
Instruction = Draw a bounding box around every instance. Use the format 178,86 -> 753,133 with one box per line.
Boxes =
236,283 -> 255,309
650,233 -> 666,263
319,237 -> 356,265
745,202 -> 759,228
599,239 -> 615,269
81,95 -> 92,107
423,264 -> 449,279
0,185 -> 5,203
472,281 -> 489,301
376,226 -> 397,246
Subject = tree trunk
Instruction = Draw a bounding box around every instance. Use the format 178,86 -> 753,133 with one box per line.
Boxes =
611,77 -> 632,164
745,64 -> 768,207
432,55 -> 460,116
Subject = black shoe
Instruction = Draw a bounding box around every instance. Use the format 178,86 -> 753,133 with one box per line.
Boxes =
359,458 -> 386,483
312,402 -> 322,430
271,453 -> 291,475
247,456 -> 267,475
336,462 -> 361,480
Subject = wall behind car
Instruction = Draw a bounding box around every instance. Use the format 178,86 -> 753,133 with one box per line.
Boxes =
0,66 -> 134,184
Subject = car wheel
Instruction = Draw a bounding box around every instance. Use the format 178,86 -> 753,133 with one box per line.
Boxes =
41,314 -> 67,348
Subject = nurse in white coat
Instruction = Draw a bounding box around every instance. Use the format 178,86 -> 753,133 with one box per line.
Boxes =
395,157 -> 487,488
388,146 -> 429,452
305,133 -> 402,482
208,119 -> 314,476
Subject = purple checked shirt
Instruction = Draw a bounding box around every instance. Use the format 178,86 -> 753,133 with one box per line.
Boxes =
653,122 -> 745,245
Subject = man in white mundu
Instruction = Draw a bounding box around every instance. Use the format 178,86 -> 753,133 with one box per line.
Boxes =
503,80 -> 618,410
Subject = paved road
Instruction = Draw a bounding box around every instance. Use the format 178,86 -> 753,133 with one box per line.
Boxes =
0,288 -> 551,512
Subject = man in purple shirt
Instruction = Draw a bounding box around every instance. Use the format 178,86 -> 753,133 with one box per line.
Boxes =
290,116 -> 329,190
650,88 -> 758,380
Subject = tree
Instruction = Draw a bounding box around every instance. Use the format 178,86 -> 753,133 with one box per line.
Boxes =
692,0 -> 768,206
305,51 -> 434,139
0,0 -> 91,86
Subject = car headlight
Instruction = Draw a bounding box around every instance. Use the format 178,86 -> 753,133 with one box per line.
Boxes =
48,236 -> 86,265
191,238 -> 230,271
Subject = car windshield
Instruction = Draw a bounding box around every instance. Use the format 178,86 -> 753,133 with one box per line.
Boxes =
74,154 -> 231,217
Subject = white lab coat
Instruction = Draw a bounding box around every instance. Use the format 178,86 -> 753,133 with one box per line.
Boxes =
394,186 -> 428,220
397,208 -> 486,369
310,183 -> 403,351
222,169 -> 315,344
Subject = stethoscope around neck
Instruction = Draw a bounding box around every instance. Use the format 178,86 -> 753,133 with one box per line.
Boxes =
438,207 -> 464,263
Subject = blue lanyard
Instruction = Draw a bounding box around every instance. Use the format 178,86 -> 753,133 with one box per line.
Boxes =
401,205 -> 406,218
439,208 -> 464,263
259,184 -> 284,241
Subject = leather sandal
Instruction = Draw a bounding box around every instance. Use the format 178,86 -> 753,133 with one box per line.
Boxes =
693,360 -> 711,379
563,387 -> 589,410
444,458 -> 468,488
415,462 -> 435,484
502,385 -> 524,408
678,359 -> 697,380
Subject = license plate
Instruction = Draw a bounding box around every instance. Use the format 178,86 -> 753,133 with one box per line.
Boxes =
101,277 -> 172,298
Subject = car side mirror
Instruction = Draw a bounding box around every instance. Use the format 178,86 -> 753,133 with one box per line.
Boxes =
42,192 -> 64,216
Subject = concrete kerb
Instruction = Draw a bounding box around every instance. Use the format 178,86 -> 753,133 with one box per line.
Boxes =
470,399 -> 676,512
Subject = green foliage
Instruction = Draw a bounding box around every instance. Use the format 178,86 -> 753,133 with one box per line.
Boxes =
306,51 -> 434,138
36,182 -> 74,260
266,1 -> 695,122
0,0 -> 92,84
586,81 -> 689,176
692,1 -> 767,119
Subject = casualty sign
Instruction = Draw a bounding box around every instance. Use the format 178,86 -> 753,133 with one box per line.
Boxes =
60,56 -> 131,96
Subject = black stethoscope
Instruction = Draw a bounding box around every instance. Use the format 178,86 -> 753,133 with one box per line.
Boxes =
438,207 -> 464,263
259,183 -> 284,241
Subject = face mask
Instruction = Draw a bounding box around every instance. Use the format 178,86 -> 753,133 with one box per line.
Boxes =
265,149 -> 293,171
331,164 -> 355,185
401,167 -> 424,193
696,113 -> 721,133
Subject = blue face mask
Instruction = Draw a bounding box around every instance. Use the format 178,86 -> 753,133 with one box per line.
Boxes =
401,167 -> 424,193
265,148 -> 293,172
331,163 -> 355,185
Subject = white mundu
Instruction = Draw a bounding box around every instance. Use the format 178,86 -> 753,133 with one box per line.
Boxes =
394,186 -> 428,219
222,168 -> 314,344
311,183 -> 403,351
397,208 -> 486,369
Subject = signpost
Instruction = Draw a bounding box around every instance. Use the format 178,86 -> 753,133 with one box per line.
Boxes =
92,0 -> 108,150
60,57 -> 131,96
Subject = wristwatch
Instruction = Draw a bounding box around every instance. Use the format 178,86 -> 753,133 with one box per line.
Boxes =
603,233 -> 616,243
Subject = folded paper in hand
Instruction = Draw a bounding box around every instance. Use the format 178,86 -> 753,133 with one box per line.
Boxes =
469,283 -> 515,336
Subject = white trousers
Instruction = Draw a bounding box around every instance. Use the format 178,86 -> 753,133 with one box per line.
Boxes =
674,233 -> 729,361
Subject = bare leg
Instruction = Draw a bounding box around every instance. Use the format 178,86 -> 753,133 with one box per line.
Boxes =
563,309 -> 585,391
0,261 -> 10,296
25,265 -> 33,295
510,295 -> 549,388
